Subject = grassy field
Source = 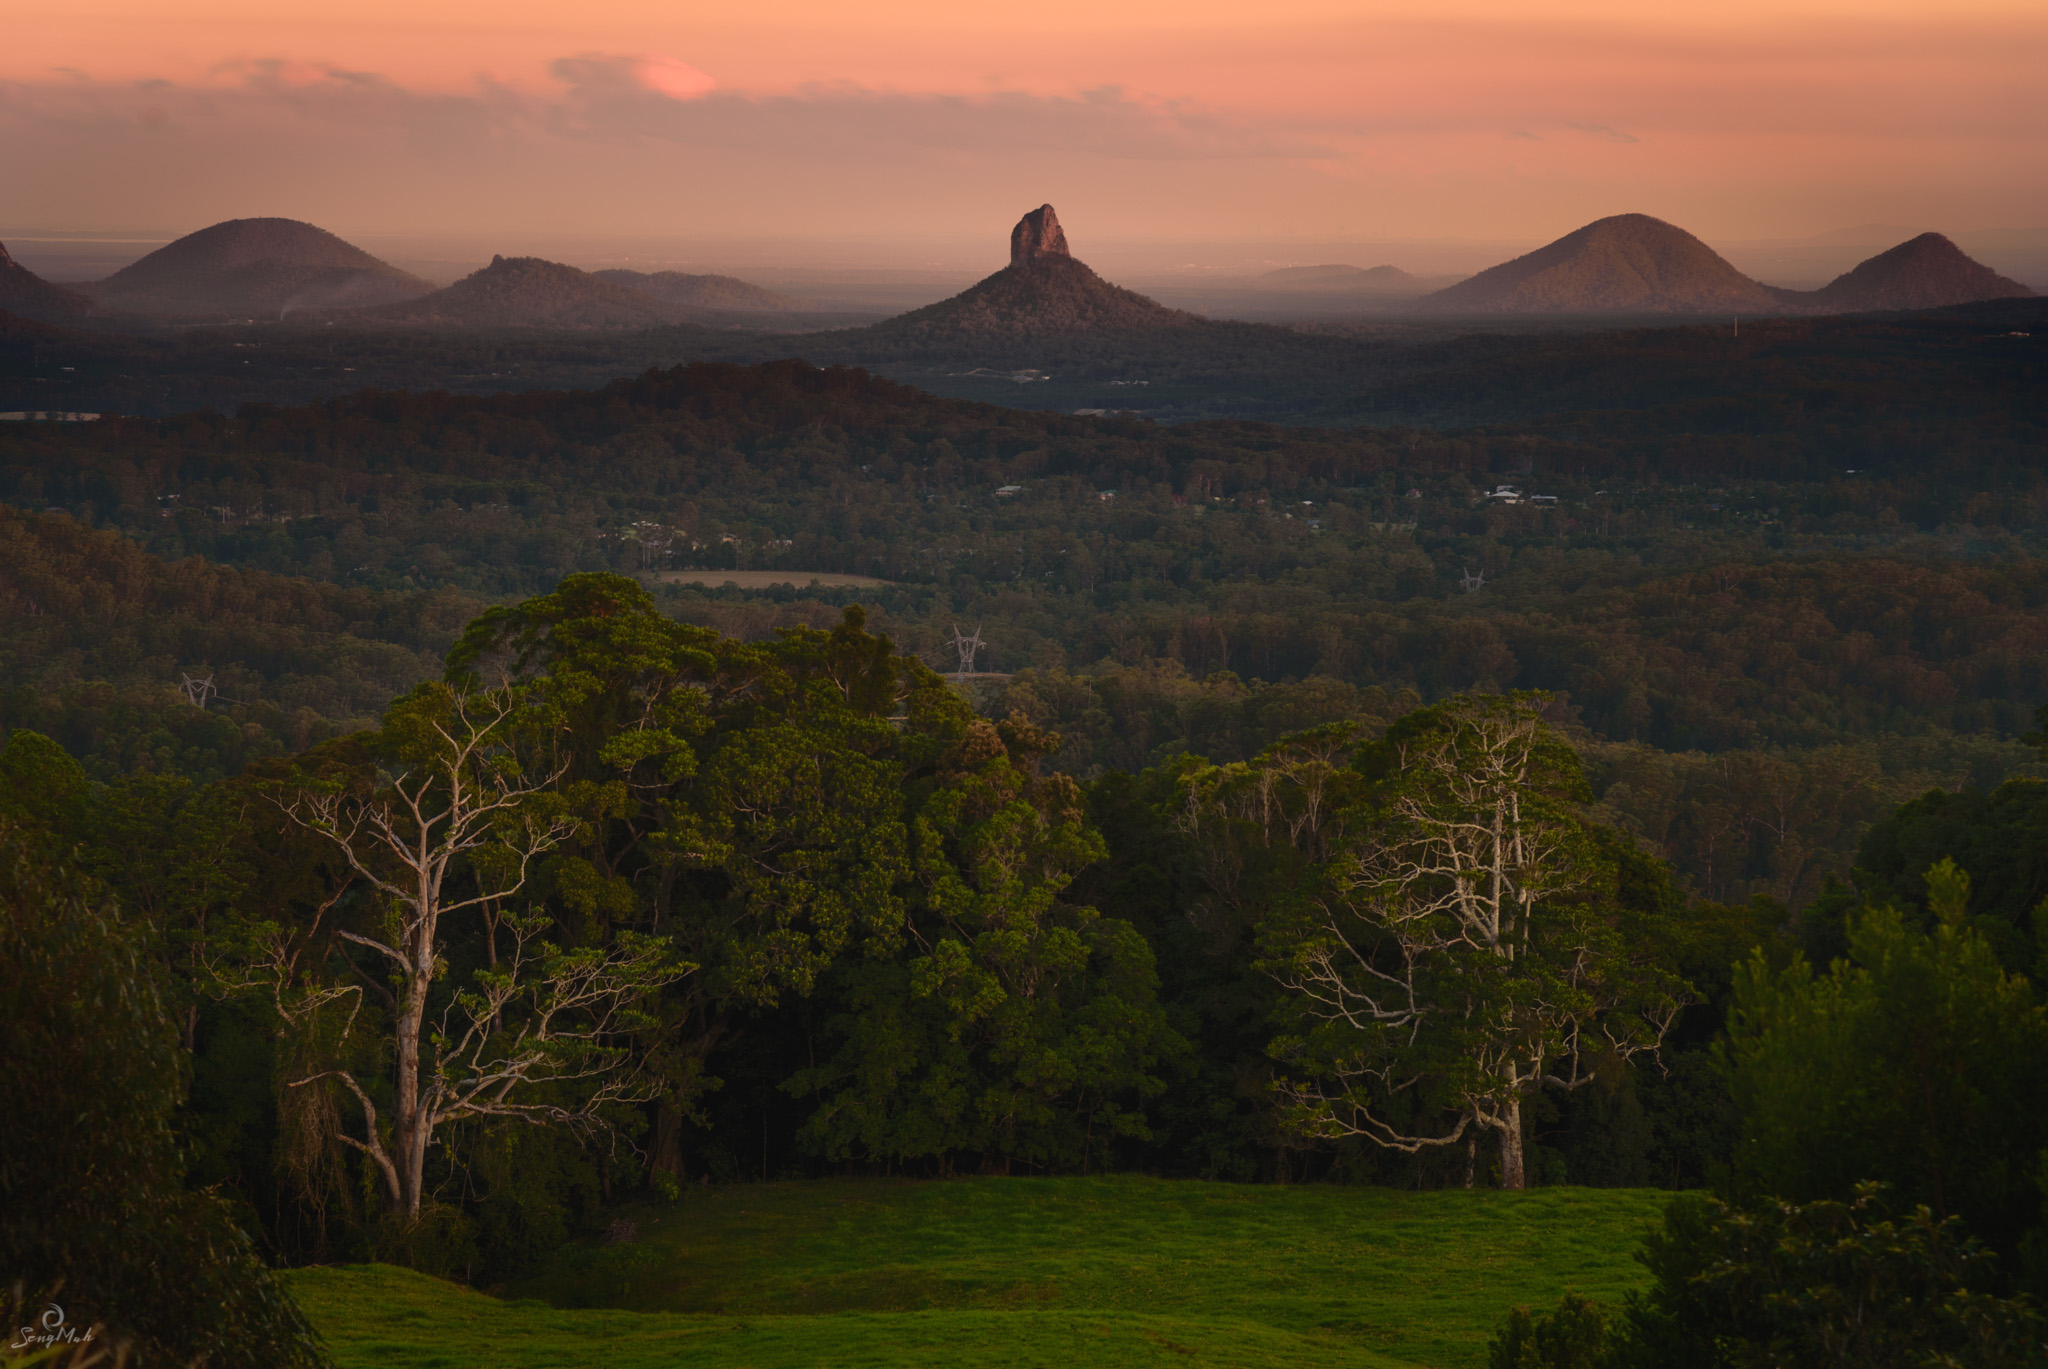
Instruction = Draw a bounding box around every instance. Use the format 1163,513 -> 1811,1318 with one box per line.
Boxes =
290,1176 -> 1671,1369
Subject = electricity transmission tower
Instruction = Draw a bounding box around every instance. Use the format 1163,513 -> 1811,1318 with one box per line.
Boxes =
948,624 -> 986,677
1460,567 -> 1487,594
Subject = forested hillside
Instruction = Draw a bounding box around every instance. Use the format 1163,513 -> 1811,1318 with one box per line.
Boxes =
4,357 -> 2044,901
6,353 -> 2045,598
0,508 -> 472,776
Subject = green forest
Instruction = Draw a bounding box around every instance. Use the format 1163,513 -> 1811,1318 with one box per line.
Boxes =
6,339 -> 2048,1367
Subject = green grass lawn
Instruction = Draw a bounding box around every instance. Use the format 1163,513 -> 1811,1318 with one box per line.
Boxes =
290,1176 -> 1673,1369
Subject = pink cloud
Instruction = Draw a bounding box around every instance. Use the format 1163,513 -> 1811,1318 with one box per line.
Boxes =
634,54 -> 716,101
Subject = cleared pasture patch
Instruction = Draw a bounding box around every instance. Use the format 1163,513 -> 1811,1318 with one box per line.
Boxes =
292,1176 -> 1670,1369
649,570 -> 894,589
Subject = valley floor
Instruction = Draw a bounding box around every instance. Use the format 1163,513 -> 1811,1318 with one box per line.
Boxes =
289,1176 -> 1669,1369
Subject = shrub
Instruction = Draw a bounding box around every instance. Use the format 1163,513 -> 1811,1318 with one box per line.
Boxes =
1489,1292 -> 1613,1369
0,824 -> 327,1367
1488,1188 -> 2047,1369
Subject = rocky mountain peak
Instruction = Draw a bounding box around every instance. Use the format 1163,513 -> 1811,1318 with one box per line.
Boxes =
858,203 -> 1194,348
1010,205 -> 1070,268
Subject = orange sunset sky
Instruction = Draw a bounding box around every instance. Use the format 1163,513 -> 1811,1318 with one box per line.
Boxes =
4,0 -> 2045,258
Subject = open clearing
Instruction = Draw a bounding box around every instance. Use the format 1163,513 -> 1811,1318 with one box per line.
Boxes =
649,570 -> 894,589
290,1176 -> 1669,1369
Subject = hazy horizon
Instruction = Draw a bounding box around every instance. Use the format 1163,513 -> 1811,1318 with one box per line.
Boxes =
7,220 -> 2048,302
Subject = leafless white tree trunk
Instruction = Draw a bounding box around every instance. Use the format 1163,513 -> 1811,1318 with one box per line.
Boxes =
253,685 -> 687,1219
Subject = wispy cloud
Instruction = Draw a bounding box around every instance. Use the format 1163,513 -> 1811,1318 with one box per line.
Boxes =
1567,122 -> 1639,143
0,57 -> 1318,162
0,60 -> 1337,241
531,59 -> 1329,160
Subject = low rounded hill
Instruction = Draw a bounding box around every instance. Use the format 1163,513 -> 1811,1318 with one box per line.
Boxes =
88,218 -> 432,319
1425,213 -> 1784,314
358,256 -> 705,328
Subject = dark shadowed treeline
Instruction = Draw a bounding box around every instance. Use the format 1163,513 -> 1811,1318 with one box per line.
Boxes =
5,292 -> 2044,433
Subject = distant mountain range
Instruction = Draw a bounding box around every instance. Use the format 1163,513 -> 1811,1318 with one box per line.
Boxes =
1,209 -> 2029,335
1417,214 -> 2030,315
835,209 -> 2030,334
6,219 -> 800,329
810,206 -> 2034,382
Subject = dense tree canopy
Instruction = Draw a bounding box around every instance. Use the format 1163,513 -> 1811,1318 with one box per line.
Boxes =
1723,861 -> 2048,1258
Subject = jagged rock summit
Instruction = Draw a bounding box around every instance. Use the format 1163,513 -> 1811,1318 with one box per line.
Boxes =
88,218 -> 432,319
1425,214 -> 1784,314
1793,233 -> 2033,313
863,203 -> 1196,349
0,241 -> 93,323
1011,205 -> 1071,266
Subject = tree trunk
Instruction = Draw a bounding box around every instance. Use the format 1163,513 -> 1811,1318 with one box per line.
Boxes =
1497,1097 -> 1526,1190
393,954 -> 430,1218
650,1099 -> 683,1184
